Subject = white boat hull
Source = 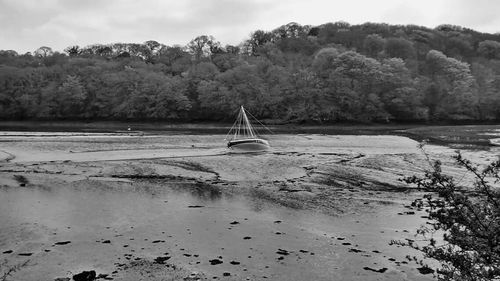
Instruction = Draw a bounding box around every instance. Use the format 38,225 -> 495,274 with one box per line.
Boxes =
490,138 -> 500,146
227,138 -> 270,152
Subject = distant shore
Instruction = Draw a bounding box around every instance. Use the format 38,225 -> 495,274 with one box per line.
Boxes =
0,121 -> 499,148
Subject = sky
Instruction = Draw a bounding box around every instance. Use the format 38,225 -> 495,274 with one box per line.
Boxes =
1,0 -> 500,54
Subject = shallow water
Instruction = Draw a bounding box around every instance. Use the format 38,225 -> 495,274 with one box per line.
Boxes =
0,180 -> 431,281
0,131 -> 444,280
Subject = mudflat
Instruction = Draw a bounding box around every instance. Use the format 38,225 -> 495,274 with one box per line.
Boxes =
0,131 -> 498,281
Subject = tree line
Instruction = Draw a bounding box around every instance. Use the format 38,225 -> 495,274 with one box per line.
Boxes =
1,22 -> 500,123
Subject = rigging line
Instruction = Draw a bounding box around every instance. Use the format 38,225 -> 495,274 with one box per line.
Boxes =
225,115 -> 239,140
245,109 -> 274,135
236,108 -> 242,139
226,106 -> 243,141
242,107 -> 256,138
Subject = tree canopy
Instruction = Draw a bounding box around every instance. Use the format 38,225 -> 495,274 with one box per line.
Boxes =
1,21 -> 500,122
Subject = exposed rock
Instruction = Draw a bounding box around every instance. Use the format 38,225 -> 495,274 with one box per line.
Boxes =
154,256 -> 171,264
363,267 -> 388,273
417,267 -> 435,275
349,248 -> 363,253
183,272 -> 202,281
209,259 -> 223,265
276,249 -> 290,255
73,270 -> 96,281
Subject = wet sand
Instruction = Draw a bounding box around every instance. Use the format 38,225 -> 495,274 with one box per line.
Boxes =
1,132 -> 498,280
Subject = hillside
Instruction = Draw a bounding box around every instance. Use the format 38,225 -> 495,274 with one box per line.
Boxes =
1,21 -> 500,123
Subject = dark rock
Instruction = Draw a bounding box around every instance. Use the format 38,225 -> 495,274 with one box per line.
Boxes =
55,241 -> 71,245
183,272 -> 202,281
154,256 -> 171,264
417,267 -> 435,275
188,205 -> 204,208
299,250 -> 309,253
363,267 -> 388,273
243,236 -> 251,240
2,250 -> 13,254
273,220 -> 282,224
209,259 -> 223,265
101,240 -> 111,244
342,242 -> 351,246
229,261 -> 240,265
349,248 -> 363,253
337,237 -> 345,240
54,278 -> 70,281
229,221 -> 239,225
18,253 -> 33,256
222,272 -> 231,277
276,249 -> 290,256
184,254 -> 192,257
73,270 -> 96,281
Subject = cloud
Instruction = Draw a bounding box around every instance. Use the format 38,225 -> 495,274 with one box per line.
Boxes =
1,0 -> 499,54
440,0 -> 500,32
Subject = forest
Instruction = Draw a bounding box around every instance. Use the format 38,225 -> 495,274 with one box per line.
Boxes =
1,21 -> 500,123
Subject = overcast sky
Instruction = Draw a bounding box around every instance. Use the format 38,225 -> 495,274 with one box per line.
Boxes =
1,0 -> 499,54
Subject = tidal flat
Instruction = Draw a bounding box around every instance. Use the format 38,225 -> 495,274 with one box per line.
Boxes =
1,126 -> 499,281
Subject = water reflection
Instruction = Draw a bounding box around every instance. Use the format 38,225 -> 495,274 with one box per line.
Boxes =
0,178 -> 432,281
187,182 -> 223,201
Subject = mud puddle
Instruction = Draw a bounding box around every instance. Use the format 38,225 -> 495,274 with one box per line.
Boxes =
0,181 -> 432,281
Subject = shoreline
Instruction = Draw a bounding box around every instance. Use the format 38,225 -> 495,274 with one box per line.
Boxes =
1,121 -> 499,149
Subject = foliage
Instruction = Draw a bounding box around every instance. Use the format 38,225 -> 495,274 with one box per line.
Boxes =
1,21 -> 500,122
401,150 -> 500,281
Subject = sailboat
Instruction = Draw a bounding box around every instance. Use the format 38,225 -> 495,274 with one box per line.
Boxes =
225,106 -> 270,151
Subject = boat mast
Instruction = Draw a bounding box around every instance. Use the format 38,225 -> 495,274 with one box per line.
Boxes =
234,107 -> 242,140
241,106 -> 256,138
226,106 -> 259,141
